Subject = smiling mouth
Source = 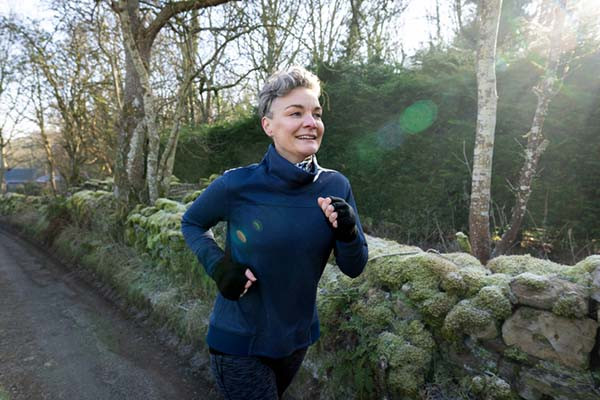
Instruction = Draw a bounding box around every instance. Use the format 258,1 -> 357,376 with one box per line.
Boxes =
296,135 -> 317,140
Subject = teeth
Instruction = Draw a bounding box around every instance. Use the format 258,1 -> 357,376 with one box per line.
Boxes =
298,136 -> 316,139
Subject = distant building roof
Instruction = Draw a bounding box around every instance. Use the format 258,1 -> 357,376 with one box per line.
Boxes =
35,174 -> 62,183
5,168 -> 38,184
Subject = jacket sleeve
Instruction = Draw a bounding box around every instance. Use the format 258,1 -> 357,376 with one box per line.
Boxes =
181,176 -> 228,277
333,186 -> 368,278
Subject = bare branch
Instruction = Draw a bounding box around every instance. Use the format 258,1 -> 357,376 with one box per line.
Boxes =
144,0 -> 233,45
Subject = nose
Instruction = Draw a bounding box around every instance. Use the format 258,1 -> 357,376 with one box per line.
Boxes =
303,114 -> 317,128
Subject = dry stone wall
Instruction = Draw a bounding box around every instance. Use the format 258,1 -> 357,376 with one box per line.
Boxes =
2,190 -> 600,399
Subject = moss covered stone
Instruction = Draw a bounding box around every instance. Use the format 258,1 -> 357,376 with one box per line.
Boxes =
421,292 -> 459,322
444,252 -> 483,268
512,272 -> 548,290
182,189 -> 204,204
376,321 -> 435,398
574,255 -> 600,273
474,286 -> 512,320
469,375 -> 513,400
487,255 -> 564,276
481,273 -> 512,291
443,299 -> 497,341
155,198 -> 187,213
350,290 -> 396,333
552,292 -> 588,319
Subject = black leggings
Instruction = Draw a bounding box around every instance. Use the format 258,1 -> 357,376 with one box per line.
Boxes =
209,347 -> 307,400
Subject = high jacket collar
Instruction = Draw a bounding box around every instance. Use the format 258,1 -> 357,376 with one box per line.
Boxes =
262,144 -> 320,188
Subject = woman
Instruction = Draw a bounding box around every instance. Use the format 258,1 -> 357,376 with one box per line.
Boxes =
181,66 -> 368,400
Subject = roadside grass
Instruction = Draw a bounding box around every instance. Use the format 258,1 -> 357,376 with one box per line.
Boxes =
52,225 -> 214,343
1,204 -> 214,347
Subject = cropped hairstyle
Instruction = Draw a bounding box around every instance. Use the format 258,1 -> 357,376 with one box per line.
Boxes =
258,66 -> 321,119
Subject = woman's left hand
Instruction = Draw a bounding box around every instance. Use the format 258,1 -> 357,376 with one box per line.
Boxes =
317,197 -> 338,228
318,196 -> 358,242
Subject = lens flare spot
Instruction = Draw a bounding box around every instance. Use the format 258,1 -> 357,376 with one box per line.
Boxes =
236,230 -> 247,243
252,220 -> 263,232
398,100 -> 438,134
376,121 -> 406,148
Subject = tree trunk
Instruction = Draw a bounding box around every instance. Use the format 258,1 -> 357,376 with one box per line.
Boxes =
344,0 -> 363,61
158,53 -> 196,195
38,111 -> 57,195
112,0 -> 231,206
33,70 -> 57,195
468,0 -> 503,265
113,0 -> 146,205
0,137 -> 6,194
116,2 -> 161,204
492,0 -> 567,257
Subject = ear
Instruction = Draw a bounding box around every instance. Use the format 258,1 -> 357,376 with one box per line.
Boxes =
261,116 -> 272,137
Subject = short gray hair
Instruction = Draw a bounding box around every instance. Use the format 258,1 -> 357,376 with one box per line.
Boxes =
258,66 -> 321,119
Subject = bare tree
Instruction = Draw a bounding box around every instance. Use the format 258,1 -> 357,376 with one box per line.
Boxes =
492,0 -> 572,257
306,0 -> 347,66
0,18 -> 28,194
468,0 -> 503,264
27,65 -> 58,194
147,5 -> 260,195
342,0 -> 409,63
109,0 -> 232,206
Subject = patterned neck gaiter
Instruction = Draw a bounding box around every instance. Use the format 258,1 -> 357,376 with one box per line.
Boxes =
294,155 -> 315,173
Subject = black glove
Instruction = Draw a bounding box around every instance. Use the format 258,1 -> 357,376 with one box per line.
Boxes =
212,249 -> 250,300
329,196 -> 358,242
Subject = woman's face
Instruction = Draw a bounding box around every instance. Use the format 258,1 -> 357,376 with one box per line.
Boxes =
261,87 -> 324,164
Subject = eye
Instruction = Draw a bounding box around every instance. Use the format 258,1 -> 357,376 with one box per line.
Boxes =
313,113 -> 322,119
290,111 -> 301,117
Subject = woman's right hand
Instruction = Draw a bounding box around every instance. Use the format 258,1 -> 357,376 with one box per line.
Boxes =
212,251 -> 257,300
241,269 -> 257,297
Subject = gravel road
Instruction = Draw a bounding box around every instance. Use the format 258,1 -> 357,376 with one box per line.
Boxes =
0,226 -> 219,400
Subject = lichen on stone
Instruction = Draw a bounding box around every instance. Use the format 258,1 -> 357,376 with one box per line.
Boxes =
552,292 -> 588,319
504,345 -> 530,363
512,272 -> 549,290
468,375 -> 513,400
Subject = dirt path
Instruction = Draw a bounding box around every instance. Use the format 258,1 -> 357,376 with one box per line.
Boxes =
0,226 -> 219,400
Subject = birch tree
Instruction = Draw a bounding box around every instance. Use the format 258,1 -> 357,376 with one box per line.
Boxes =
468,0 -> 503,264
492,0 -> 571,257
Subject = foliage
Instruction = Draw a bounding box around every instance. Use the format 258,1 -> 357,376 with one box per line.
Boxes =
173,117 -> 269,183
124,197 -> 218,295
174,46 -> 600,262
67,189 -> 120,239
